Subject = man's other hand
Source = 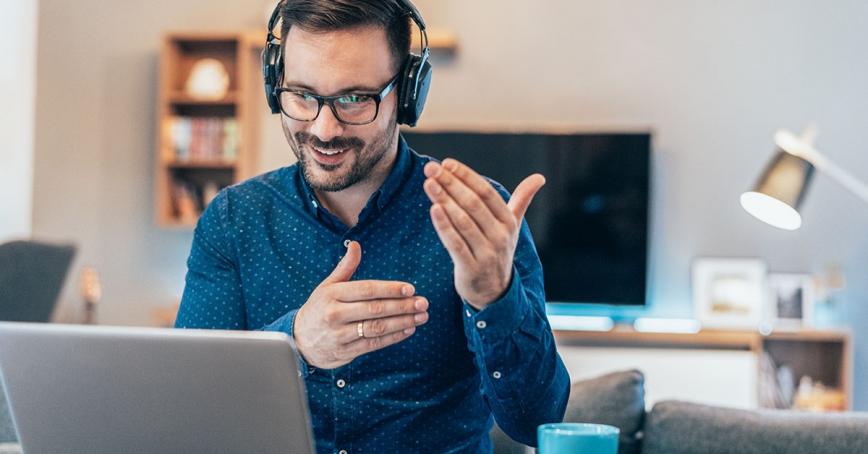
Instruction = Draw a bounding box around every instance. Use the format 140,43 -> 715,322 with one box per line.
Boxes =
423,159 -> 545,310
292,241 -> 428,369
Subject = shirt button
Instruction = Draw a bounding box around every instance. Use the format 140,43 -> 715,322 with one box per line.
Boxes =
476,320 -> 487,329
338,450 -> 348,454
492,371 -> 502,379
336,379 -> 347,389
343,239 -> 351,247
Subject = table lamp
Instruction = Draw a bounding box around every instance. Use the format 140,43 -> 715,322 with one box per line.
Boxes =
740,127 -> 868,230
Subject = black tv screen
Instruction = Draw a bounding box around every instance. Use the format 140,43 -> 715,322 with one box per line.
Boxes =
403,131 -> 651,306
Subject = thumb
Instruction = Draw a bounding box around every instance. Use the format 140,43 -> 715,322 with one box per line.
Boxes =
322,240 -> 362,284
507,173 -> 546,222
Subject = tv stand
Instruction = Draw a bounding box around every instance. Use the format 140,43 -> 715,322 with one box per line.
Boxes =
554,326 -> 851,412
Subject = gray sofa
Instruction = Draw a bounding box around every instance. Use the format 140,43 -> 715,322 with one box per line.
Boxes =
491,370 -> 868,454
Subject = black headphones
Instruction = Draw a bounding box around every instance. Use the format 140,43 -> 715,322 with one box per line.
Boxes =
262,0 -> 432,127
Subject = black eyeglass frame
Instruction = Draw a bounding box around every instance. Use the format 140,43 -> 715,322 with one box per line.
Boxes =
273,73 -> 400,125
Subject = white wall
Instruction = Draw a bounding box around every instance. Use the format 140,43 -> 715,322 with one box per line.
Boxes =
0,0 -> 38,241
32,0 -> 273,324
31,0 -> 868,408
412,0 -> 868,316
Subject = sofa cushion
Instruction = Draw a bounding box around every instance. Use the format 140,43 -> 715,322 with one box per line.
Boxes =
490,369 -> 645,454
563,369 -> 644,454
643,400 -> 868,454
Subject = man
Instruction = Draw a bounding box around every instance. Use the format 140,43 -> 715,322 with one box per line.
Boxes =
175,0 -> 570,452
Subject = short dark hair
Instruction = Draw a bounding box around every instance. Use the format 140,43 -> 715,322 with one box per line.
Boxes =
279,0 -> 412,72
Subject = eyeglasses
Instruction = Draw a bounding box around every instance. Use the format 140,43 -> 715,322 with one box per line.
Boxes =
274,74 -> 400,126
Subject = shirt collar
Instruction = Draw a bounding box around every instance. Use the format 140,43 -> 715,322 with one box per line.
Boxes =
297,134 -> 414,215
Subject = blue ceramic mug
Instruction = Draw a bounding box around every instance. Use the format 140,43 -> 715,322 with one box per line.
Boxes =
538,422 -> 619,454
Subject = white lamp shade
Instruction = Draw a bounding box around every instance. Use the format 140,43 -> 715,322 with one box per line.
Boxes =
742,149 -> 814,230
740,191 -> 802,230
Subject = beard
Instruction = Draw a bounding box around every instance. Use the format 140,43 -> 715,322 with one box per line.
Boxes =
286,112 -> 398,193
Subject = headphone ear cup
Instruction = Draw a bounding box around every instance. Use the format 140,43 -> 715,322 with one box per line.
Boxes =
261,42 -> 283,114
395,56 -> 416,125
409,58 -> 432,126
396,54 -> 431,127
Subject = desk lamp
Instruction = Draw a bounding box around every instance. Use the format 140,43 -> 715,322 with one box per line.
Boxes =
740,127 -> 868,230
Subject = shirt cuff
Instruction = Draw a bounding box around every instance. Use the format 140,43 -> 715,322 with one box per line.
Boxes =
264,308 -> 316,378
462,265 -> 530,344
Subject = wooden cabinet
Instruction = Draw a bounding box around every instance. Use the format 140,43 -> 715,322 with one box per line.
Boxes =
760,330 -> 850,411
555,326 -> 852,411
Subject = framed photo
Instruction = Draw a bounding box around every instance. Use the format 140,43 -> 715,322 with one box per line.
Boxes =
766,273 -> 814,328
692,258 -> 767,329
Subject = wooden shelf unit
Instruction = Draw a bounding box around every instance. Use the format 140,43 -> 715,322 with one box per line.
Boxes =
554,326 -> 852,411
155,32 -> 263,228
412,27 -> 458,53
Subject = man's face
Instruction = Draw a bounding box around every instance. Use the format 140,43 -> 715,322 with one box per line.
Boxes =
280,25 -> 400,192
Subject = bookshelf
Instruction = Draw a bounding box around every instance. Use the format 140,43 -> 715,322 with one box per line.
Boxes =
155,32 -> 262,228
554,326 -> 852,411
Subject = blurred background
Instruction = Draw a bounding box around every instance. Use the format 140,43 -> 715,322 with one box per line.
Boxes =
2,0 -> 867,412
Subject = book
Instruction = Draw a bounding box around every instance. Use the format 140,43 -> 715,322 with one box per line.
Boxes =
168,116 -> 239,162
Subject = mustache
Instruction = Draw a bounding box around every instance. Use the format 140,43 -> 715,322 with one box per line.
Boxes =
295,132 -> 364,151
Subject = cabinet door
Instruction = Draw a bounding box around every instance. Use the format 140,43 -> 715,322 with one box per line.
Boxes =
558,345 -> 758,409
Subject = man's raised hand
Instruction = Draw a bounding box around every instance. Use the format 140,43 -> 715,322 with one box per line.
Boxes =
423,158 -> 545,310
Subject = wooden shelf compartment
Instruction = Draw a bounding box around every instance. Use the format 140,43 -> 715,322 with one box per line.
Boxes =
168,90 -> 239,106
164,159 -> 237,169
164,34 -> 240,94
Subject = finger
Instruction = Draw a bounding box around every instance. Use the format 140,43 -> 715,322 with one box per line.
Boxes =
328,279 -> 415,302
430,203 -> 476,264
338,312 -> 428,344
342,326 -> 416,357
440,159 -> 514,225
429,191 -> 490,258
321,240 -> 361,285
424,175 -> 503,241
338,297 -> 428,323
507,174 -> 546,222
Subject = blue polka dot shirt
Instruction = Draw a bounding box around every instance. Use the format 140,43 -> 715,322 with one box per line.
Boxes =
176,136 -> 570,453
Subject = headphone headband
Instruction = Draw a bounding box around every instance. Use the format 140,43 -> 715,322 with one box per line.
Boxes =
267,0 -> 427,49
400,0 -> 426,32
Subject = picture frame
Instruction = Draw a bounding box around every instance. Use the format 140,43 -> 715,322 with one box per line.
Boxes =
692,258 -> 767,329
766,273 -> 814,328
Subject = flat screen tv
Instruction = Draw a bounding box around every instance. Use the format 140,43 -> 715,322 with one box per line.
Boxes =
403,131 -> 651,306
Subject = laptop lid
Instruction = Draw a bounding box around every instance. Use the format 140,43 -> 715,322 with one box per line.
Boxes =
0,322 -> 314,454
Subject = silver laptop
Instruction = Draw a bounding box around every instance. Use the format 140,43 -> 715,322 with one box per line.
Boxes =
0,322 -> 314,454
